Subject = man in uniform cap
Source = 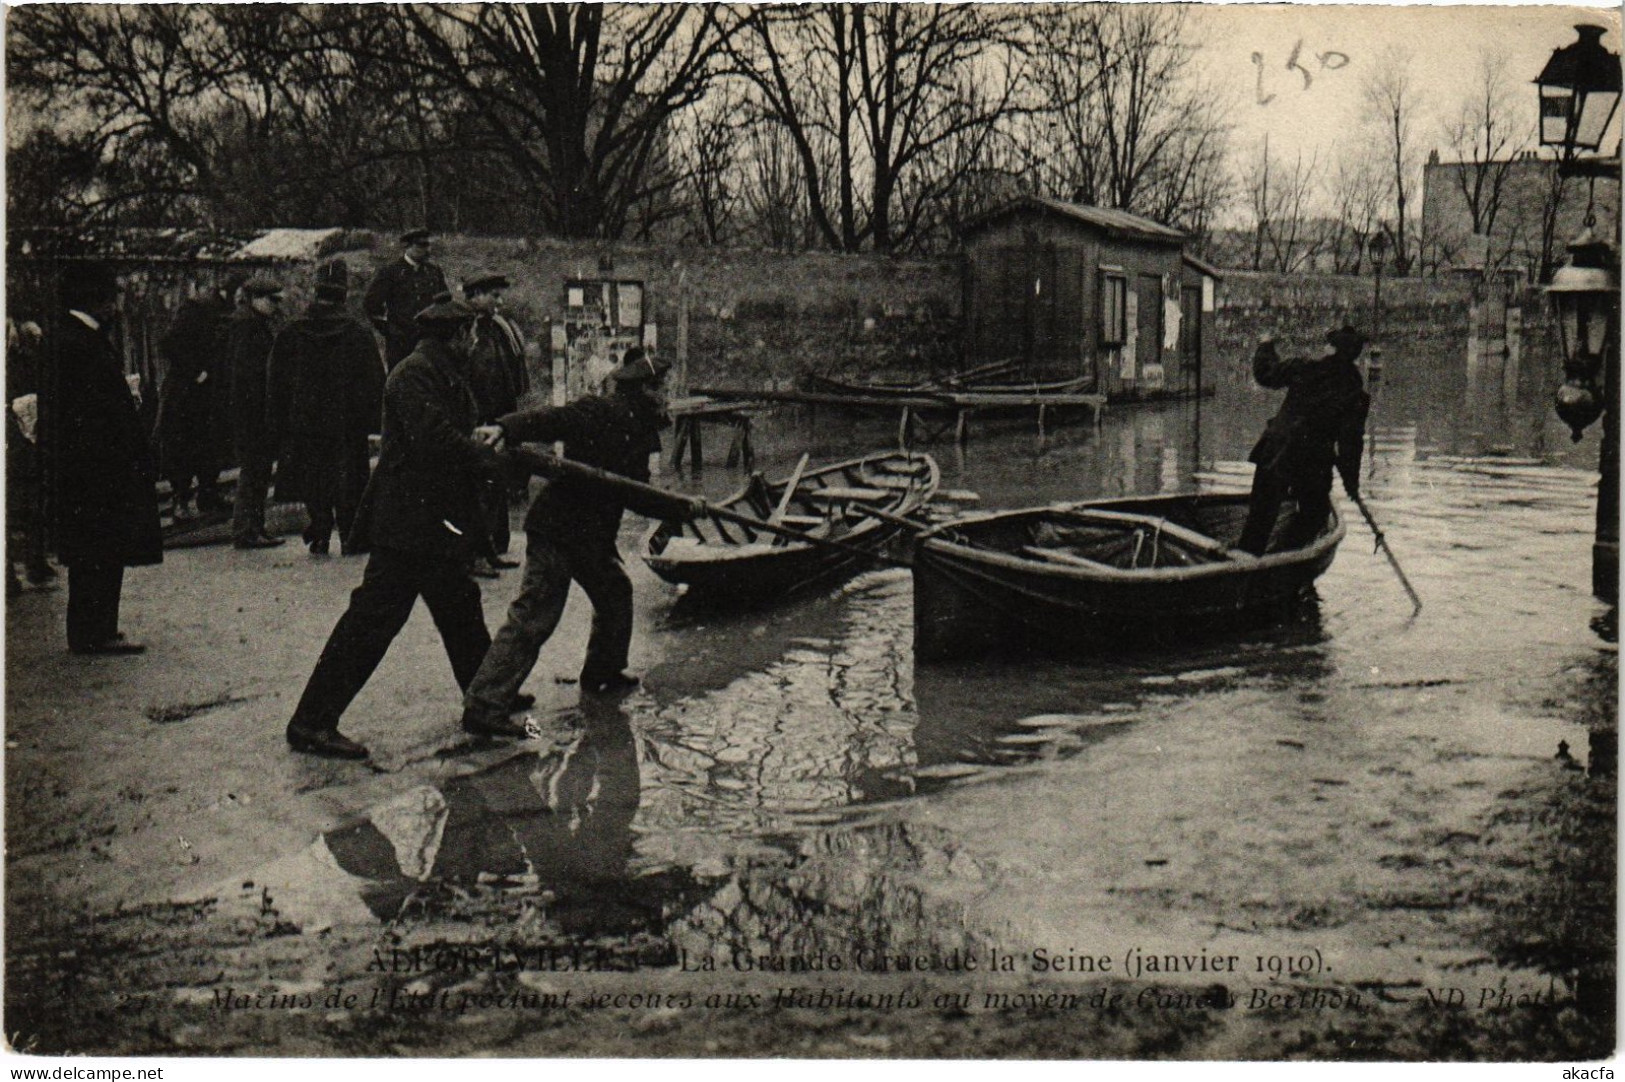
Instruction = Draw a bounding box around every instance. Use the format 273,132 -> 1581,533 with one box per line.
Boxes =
227,275 -> 286,547
269,258 -> 385,556
1237,323 -> 1371,556
48,262 -> 163,654
363,229 -> 449,372
285,297 -> 505,759
459,346 -> 683,738
461,271 -> 529,572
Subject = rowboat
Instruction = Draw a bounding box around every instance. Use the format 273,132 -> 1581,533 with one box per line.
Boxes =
644,450 -> 939,603
911,492 -> 1343,661
799,370 -> 1095,401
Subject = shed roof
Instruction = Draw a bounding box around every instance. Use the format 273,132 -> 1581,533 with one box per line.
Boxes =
967,195 -> 1187,244
1182,252 -> 1224,280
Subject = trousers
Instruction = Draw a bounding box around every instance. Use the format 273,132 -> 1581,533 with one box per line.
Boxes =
461,529 -> 632,726
232,454 -> 272,541
289,546 -> 491,733
1239,464 -> 1333,556
67,564 -> 124,650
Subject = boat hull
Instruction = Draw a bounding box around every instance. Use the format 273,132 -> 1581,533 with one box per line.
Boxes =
644,450 -> 938,606
912,493 -> 1343,661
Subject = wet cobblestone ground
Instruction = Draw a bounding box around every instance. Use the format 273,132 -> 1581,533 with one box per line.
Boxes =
5,393 -> 1615,1059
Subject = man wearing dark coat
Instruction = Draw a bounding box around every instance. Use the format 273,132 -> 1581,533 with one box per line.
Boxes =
47,262 -> 163,654
460,347 -> 683,739
157,273 -> 241,519
285,299 -> 504,760
1237,325 -> 1371,557
269,259 -> 385,555
462,271 -> 529,567
227,276 -> 286,548
363,229 -> 449,372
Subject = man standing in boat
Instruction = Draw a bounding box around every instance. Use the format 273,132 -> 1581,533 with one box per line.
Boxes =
459,347 -> 690,738
1237,325 -> 1371,557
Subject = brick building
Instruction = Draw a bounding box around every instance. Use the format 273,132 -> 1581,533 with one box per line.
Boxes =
1421,149 -> 1621,282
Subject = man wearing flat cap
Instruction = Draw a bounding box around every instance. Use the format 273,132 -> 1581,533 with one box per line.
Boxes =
1237,324 -> 1371,557
285,297 -> 505,759
462,271 -> 530,569
226,275 -> 285,548
363,229 -> 449,372
268,259 -> 384,556
459,346 -> 679,738
47,262 -> 162,654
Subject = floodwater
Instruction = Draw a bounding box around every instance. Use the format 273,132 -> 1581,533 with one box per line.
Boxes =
232,340 -> 1612,1023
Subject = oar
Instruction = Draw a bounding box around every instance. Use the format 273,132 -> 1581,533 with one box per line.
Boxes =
768,453 -> 810,525
503,446 -> 909,567
1351,493 -> 1422,616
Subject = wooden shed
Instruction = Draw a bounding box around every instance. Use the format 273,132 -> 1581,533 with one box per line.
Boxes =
961,196 -> 1220,398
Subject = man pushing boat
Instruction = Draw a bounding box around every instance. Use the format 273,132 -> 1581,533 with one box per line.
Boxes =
1237,325 -> 1371,557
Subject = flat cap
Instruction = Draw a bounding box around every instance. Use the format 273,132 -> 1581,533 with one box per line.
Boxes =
462,272 -> 511,295
242,275 -> 284,298
400,228 -> 432,245
607,346 -> 671,384
414,297 -> 477,327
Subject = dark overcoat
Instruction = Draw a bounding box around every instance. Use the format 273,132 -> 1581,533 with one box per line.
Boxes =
467,313 -> 528,422
498,392 -> 667,543
156,293 -> 232,464
225,308 -> 278,465
1248,343 -> 1370,493
268,302 -> 384,505
348,337 -> 498,558
48,314 -> 163,568
362,257 -> 449,368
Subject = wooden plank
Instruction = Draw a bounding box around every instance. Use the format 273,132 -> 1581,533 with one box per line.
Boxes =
768,453 -> 810,525
806,486 -> 890,502
1020,545 -> 1119,571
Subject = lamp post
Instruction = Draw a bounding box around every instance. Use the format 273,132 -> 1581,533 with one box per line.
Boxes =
1534,23 -> 1621,607
1367,231 -> 1389,382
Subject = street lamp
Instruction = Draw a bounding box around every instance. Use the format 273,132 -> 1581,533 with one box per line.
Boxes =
1536,24 -> 1623,159
1550,229 -> 1619,440
1366,231 -> 1388,386
1535,22 -> 1621,608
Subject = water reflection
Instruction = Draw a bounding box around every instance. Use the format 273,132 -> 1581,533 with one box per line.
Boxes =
226,334 -> 1605,999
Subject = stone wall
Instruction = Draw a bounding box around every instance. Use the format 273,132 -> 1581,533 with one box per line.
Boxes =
328,237 -> 963,393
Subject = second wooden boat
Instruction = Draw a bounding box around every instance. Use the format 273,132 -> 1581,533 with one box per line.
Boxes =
911,492 -> 1343,661
644,450 -> 939,604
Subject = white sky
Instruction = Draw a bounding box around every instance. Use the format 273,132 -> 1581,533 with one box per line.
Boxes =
1187,4 -> 1622,173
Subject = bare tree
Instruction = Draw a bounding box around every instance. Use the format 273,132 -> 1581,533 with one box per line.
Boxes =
1324,151 -> 1390,273
731,4 -> 1026,253
1024,5 -> 1231,234
1443,50 -> 1526,270
1242,137 -> 1321,272
397,5 -> 739,239
1361,46 -> 1420,275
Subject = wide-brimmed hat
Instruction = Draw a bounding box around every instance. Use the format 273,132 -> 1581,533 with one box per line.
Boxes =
1326,324 -> 1366,357
415,297 -> 477,329
607,347 -> 670,384
400,228 -> 432,246
462,272 -> 510,296
242,275 -> 284,299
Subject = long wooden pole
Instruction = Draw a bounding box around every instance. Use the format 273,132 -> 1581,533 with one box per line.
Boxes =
1351,494 -> 1422,616
503,446 -> 910,567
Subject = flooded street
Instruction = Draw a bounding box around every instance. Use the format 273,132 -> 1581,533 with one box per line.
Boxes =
5,347 -> 1614,1059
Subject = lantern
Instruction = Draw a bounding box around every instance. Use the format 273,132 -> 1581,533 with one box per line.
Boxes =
1535,25 -> 1623,156
1547,228 -> 1620,440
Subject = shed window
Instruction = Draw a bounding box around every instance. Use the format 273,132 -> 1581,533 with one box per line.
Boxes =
1100,272 -> 1128,346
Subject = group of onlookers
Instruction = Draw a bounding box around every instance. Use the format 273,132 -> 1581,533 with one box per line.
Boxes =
7,229 -> 536,645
